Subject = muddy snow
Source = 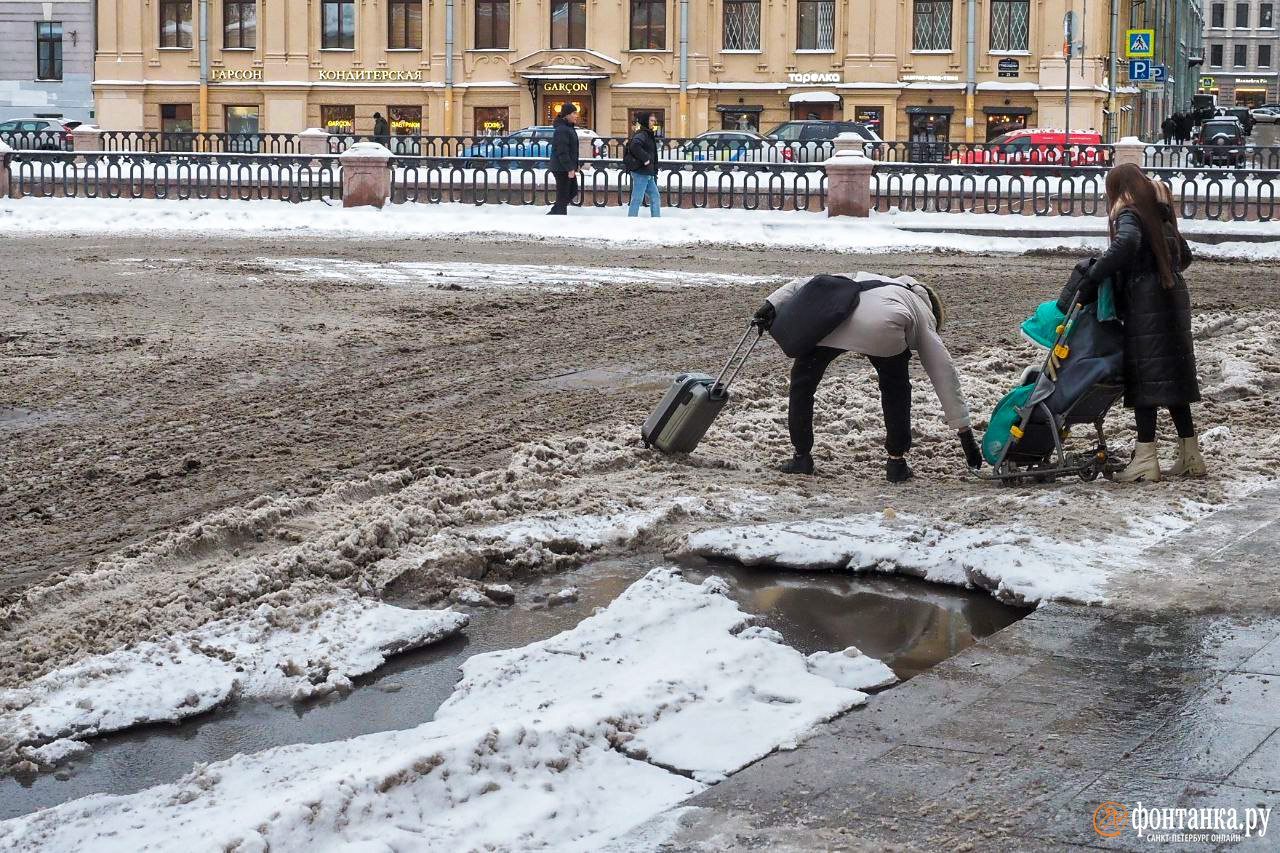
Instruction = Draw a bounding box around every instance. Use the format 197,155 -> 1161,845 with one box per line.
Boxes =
0,568 -> 893,852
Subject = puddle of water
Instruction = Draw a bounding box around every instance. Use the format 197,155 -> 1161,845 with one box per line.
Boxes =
0,557 -> 1024,819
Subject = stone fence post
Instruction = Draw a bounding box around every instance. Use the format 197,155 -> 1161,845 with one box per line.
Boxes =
824,132 -> 873,217
0,139 -> 11,199
339,141 -> 392,208
1112,136 -> 1147,170
298,127 -> 332,160
72,125 -> 103,153
577,129 -> 595,171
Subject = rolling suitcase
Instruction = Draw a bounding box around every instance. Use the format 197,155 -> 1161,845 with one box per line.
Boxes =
641,323 -> 761,454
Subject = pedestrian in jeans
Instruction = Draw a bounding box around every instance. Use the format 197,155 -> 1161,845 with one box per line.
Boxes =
625,112 -> 661,218
548,103 -> 580,215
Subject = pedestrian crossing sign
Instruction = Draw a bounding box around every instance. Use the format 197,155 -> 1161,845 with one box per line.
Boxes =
1126,29 -> 1154,58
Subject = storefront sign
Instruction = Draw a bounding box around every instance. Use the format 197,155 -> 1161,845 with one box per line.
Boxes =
210,68 -> 262,82
542,81 -> 590,94
997,58 -> 1020,78
787,72 -> 841,84
318,69 -> 424,82
901,74 -> 960,82
1233,77 -> 1270,85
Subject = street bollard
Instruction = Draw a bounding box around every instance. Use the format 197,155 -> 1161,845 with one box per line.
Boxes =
338,141 -> 393,209
824,133 -> 873,218
1112,136 -> 1146,170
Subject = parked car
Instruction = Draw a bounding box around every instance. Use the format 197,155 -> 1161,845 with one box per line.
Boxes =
458,126 -> 602,168
951,129 -> 1106,166
0,118 -> 73,150
676,130 -> 785,163
763,120 -> 881,162
1251,106 -> 1280,125
1216,107 -> 1255,135
1191,118 -> 1248,167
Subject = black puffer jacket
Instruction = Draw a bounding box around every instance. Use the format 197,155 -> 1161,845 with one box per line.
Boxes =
549,117 -> 580,174
624,128 -> 659,176
1058,208 -> 1199,408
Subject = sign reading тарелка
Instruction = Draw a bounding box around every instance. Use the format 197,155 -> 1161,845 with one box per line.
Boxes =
1125,29 -> 1154,58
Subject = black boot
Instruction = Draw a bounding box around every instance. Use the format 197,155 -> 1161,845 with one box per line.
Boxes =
779,453 -> 815,475
886,457 -> 914,483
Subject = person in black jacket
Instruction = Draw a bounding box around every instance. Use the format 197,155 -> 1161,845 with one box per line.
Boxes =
1056,164 -> 1202,483
625,112 -> 661,217
548,103 -> 581,215
372,112 -> 391,148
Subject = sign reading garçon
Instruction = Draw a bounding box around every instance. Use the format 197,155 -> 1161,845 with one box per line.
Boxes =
787,72 -> 841,84
318,69 -> 424,81
542,81 -> 590,93
210,68 -> 262,81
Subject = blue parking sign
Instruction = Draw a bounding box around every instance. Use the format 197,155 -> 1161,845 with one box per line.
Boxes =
1128,59 -> 1152,81
1153,65 -> 1167,82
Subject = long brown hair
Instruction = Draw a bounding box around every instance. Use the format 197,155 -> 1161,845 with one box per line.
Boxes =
1151,178 -> 1185,243
1105,163 -> 1175,289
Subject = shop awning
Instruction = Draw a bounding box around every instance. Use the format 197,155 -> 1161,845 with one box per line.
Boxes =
788,91 -> 841,104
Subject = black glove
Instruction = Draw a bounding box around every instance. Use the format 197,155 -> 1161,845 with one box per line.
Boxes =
959,428 -> 983,469
1073,257 -> 1097,276
752,301 -> 776,332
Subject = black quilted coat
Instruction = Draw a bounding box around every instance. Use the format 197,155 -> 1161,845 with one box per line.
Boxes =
1058,208 -> 1200,408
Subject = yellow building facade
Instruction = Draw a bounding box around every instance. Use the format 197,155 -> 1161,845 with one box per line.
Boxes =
93,0 -> 1141,142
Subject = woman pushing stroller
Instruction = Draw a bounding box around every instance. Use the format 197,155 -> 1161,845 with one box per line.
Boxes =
1058,163 -> 1205,483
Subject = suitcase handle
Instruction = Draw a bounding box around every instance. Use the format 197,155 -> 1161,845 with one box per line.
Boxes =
712,323 -> 762,396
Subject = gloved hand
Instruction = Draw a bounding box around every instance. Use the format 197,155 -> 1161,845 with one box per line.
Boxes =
1073,257 -> 1097,275
752,301 -> 776,332
959,428 -> 983,469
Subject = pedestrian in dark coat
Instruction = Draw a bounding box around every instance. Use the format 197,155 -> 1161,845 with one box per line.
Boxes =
1057,164 -> 1203,483
372,112 -> 391,147
624,112 -> 661,217
1160,116 -> 1175,145
548,103 -> 581,215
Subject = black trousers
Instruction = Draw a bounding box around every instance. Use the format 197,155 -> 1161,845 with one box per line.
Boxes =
549,171 -> 578,215
788,346 -> 913,457
1135,405 -> 1195,442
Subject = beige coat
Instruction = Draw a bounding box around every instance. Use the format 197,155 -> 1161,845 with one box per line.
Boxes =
767,272 -> 972,430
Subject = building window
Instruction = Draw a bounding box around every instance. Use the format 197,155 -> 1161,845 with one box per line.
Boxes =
1234,44 -> 1247,66
1235,2 -> 1249,26
223,0 -> 256,48
160,0 -> 193,47
630,0 -> 665,50
1210,43 -> 1223,66
388,0 -> 421,48
551,0 -> 586,48
475,106 -> 510,135
1260,44 -> 1273,67
1211,2 -> 1224,26
723,0 -> 760,50
35,22 -> 63,80
322,0 -> 355,49
475,0 -> 509,49
160,103 -> 194,149
628,108 -> 665,134
1262,4 -> 1274,27
797,0 -> 834,50
321,104 -> 355,134
913,0 -> 952,51
989,0 -> 1029,51
719,108 -> 760,130
224,105 -> 260,150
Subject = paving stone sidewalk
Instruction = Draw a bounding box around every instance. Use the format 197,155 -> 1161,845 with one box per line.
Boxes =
622,487 -> 1280,851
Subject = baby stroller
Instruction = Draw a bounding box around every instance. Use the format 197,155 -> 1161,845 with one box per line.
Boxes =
976,275 -> 1127,485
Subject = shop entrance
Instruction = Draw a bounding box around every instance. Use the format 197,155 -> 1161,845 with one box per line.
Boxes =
907,110 -> 951,161
539,81 -> 593,128
1235,88 -> 1266,109
791,102 -> 836,121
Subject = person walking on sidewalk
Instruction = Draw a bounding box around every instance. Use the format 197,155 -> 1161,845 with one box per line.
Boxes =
624,112 -> 662,218
752,273 -> 982,482
548,103 -> 581,216
1055,163 -> 1203,483
373,112 -> 391,148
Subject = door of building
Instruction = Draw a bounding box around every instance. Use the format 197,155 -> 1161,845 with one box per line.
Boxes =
160,103 -> 193,151
908,111 -> 951,162
791,102 -> 836,121
540,81 -> 592,128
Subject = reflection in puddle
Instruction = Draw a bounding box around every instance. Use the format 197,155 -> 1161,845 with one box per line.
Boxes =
0,556 -> 1025,819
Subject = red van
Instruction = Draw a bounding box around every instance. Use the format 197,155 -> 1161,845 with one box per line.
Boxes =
953,129 -> 1106,166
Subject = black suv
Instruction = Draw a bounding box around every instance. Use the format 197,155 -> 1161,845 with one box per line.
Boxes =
764,120 -> 880,161
1192,118 -> 1248,167
1216,107 -> 1256,135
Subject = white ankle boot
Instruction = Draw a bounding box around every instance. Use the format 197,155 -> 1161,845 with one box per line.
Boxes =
1167,436 -> 1207,478
1116,442 -> 1161,483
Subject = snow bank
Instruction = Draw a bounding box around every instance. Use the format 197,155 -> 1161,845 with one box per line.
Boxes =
684,514 -> 1107,606
4,197 -> 1277,260
0,569 -> 891,852
0,593 -> 467,769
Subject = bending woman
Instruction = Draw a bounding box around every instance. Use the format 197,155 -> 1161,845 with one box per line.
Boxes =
1057,164 -> 1203,482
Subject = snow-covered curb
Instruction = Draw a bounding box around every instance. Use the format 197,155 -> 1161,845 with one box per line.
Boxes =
0,593 -> 467,771
0,569 -> 894,852
4,198 -> 1278,261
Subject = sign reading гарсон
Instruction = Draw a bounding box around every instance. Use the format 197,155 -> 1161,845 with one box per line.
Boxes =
542,81 -> 590,93
210,68 -> 262,81
318,69 -> 424,82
